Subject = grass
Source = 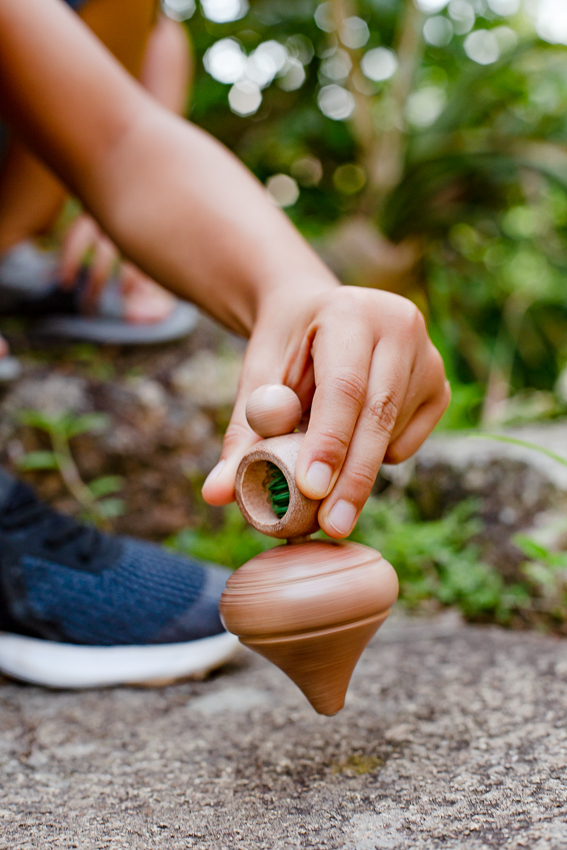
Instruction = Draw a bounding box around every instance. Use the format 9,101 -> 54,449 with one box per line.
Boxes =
18,402 -> 567,634
167,487 -> 567,634
350,495 -> 530,624
17,409 -> 124,528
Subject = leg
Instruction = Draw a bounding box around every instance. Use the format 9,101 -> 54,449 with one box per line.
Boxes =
0,0 -> 157,256
140,14 -> 193,115
109,14 -> 192,322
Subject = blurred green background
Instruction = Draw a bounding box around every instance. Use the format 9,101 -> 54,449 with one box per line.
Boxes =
169,0 -> 567,431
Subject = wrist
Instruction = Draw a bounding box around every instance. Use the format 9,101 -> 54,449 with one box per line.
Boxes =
255,270 -> 339,327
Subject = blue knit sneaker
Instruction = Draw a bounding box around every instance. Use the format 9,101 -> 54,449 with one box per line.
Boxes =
0,469 -> 238,688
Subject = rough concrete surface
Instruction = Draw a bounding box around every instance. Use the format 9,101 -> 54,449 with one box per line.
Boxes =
1,612 -> 567,850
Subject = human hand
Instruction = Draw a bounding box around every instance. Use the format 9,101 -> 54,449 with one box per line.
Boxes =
202,284 -> 450,538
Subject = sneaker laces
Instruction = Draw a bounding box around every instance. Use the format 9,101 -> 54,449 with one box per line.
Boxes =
0,481 -> 103,563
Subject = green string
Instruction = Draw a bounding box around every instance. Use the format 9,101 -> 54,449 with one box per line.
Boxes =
265,462 -> 290,519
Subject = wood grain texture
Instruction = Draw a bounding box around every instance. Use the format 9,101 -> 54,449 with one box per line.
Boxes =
246,385 -> 303,439
235,433 -> 320,539
220,540 -> 399,715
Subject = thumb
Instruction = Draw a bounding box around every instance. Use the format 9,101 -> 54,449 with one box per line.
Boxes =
201,388 -> 261,507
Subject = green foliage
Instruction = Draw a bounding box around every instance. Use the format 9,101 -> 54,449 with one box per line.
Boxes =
18,410 -> 110,439
166,502 -> 277,569
17,409 -> 124,527
186,0 -> 567,426
473,432 -> 567,467
513,532 -> 567,623
350,495 -> 528,621
18,450 -> 59,471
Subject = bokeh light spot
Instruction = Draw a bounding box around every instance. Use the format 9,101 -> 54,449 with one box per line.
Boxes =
333,164 -> 366,194
291,157 -> 323,187
340,17 -> 370,49
464,29 -> 500,64
493,25 -> 518,53
317,85 -> 355,120
487,0 -> 520,15
228,80 -> 262,116
286,34 -> 314,66
414,0 -> 449,13
320,49 -> 352,83
246,41 -> 287,88
448,0 -> 475,35
201,0 -> 248,23
405,85 -> 447,127
203,38 -> 246,84
423,16 -> 454,47
266,174 -> 300,207
314,2 -> 335,33
278,58 -> 306,91
360,47 -> 398,82
535,0 -> 567,46
162,0 -> 195,21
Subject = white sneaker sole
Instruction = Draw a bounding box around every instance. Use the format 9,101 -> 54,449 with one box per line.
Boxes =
0,630 -> 240,689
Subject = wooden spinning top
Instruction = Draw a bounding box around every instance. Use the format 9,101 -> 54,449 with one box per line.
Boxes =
220,385 -> 399,715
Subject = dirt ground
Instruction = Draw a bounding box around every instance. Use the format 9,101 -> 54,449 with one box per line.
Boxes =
0,314 -> 244,540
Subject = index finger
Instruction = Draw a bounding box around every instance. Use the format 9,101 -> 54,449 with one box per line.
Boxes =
294,314 -> 376,500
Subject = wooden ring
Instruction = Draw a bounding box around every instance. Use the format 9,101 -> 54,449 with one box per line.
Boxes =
235,433 -> 320,539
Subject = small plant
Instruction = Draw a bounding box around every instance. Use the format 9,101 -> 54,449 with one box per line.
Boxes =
166,502 -> 277,570
474,433 -> 567,469
512,533 -> 567,628
17,409 -> 124,528
350,494 -> 529,624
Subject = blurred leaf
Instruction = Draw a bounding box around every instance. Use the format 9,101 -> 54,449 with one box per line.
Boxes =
167,503 -> 277,569
88,475 -> 124,499
95,498 -> 125,519
65,413 -> 110,438
17,450 -> 58,471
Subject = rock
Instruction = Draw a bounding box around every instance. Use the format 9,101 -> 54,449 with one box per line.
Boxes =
0,325 -> 237,540
171,349 -> 243,408
1,613 -> 566,849
382,421 -> 567,578
3,373 -> 89,418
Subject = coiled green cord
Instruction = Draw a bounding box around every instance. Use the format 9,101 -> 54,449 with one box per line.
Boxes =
265,462 -> 290,518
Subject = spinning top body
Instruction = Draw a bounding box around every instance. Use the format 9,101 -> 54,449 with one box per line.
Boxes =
220,540 -> 398,715
220,384 -> 399,715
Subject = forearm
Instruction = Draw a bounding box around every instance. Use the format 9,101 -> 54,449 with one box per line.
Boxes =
96,111 -> 337,333
0,0 -> 336,335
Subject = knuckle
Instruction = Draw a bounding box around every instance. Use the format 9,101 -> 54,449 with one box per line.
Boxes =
313,427 -> 351,462
366,390 -> 399,435
223,420 -> 253,448
410,302 -> 426,330
429,347 -> 447,383
398,301 -> 425,339
384,442 -> 408,465
345,461 -> 377,494
332,370 -> 366,409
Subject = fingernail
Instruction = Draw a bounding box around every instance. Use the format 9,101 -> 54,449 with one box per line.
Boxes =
305,462 -> 333,497
204,459 -> 226,487
328,500 -> 357,536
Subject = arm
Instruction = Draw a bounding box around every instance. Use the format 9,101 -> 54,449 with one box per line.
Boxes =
0,0 -> 450,537
0,0 -> 330,334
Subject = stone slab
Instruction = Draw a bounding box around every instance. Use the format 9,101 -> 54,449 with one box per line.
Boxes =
1,613 -> 566,849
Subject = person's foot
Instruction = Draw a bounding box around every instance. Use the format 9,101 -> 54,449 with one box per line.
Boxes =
0,469 -> 239,688
117,263 -> 176,325
0,238 -> 198,345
